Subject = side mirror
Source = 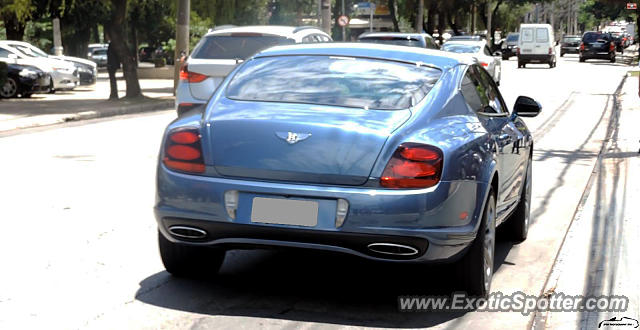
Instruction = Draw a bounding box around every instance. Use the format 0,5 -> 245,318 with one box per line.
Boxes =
493,51 -> 502,57
513,96 -> 541,117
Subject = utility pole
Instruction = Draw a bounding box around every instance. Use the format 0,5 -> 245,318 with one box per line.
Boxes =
567,0 -> 572,34
52,18 -> 63,56
321,0 -> 331,34
416,0 -> 424,33
486,0 -> 492,46
341,0 -> 346,40
174,0 -> 190,93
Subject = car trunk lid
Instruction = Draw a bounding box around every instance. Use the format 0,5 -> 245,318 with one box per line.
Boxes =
204,98 -> 412,185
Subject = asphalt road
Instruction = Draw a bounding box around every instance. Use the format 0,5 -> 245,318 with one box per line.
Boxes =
0,52 -> 633,329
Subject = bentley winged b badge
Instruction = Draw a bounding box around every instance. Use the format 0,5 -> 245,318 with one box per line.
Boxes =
275,132 -> 312,145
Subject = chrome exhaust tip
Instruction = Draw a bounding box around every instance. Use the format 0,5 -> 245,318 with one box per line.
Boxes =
367,243 -> 419,256
168,226 -> 207,239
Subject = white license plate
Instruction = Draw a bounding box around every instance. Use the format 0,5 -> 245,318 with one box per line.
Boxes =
251,197 -> 318,227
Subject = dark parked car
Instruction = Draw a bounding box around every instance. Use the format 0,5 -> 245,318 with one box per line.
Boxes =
579,32 -> 616,63
501,33 -> 519,59
358,32 -> 439,49
560,35 -> 581,56
0,63 -> 50,98
139,46 -> 155,62
155,43 -> 541,297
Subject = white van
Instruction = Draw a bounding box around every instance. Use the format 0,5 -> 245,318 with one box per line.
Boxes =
517,24 -> 556,68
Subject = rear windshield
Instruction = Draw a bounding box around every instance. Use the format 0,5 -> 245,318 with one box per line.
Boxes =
226,55 -> 442,110
506,34 -> 519,42
521,28 -> 534,42
583,33 -> 608,43
191,35 -> 295,60
536,28 -> 549,42
441,43 -> 480,54
93,49 -> 107,55
359,37 -> 423,48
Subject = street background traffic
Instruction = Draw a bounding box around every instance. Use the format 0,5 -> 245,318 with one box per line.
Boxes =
2,0 -> 640,329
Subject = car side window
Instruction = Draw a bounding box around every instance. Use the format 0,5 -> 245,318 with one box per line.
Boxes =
0,48 -> 10,58
460,68 -> 487,112
474,66 -> 508,114
302,35 -> 315,43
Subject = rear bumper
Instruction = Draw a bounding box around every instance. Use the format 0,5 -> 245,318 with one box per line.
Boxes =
155,165 -> 488,264
561,46 -> 579,53
580,51 -> 614,59
501,48 -> 516,57
518,54 -> 553,63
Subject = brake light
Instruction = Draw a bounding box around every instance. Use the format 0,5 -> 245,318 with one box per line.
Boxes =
480,62 -> 489,67
380,143 -> 443,189
179,63 -> 208,83
516,47 -> 520,55
163,129 -> 205,173
548,47 -> 553,55
580,43 -> 585,51
609,42 -> 615,51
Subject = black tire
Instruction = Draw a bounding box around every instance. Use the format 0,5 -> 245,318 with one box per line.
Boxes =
0,77 -> 18,98
560,52 -> 564,57
579,57 -> 585,62
456,191 -> 496,297
610,55 -> 616,63
502,55 -> 508,60
158,231 -> 225,278
506,158 -> 531,242
21,93 -> 32,98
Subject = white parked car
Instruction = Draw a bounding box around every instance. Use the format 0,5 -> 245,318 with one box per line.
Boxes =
1,40 -> 94,87
516,23 -> 556,68
441,40 -> 502,85
176,25 -> 332,115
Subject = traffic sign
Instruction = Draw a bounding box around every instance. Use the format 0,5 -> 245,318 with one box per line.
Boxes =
627,3 -> 637,9
337,15 -> 350,27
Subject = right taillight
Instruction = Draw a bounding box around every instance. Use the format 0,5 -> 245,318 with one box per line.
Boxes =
163,129 -> 205,173
516,47 -> 520,55
380,143 -> 443,189
580,42 -> 585,51
179,62 -> 208,83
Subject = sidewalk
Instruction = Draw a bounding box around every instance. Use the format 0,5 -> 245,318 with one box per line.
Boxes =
0,72 -> 175,133
535,73 -> 640,329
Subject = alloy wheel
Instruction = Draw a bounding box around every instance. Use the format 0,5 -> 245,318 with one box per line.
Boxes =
1,78 -> 18,98
483,198 -> 496,293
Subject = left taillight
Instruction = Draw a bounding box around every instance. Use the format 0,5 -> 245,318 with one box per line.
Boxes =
179,62 -> 208,83
163,129 -> 205,173
380,143 -> 443,189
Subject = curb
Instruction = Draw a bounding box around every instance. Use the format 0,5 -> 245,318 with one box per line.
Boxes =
0,99 -> 174,134
70,99 -> 174,122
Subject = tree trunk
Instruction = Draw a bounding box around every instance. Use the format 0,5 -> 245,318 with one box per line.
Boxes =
490,0 -> 503,49
388,0 -> 400,32
106,0 -> 141,99
437,10 -> 446,44
426,2 -> 436,35
2,13 -> 26,40
448,10 -> 460,36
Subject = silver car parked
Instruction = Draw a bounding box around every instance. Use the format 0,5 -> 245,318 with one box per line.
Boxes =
175,25 -> 332,116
